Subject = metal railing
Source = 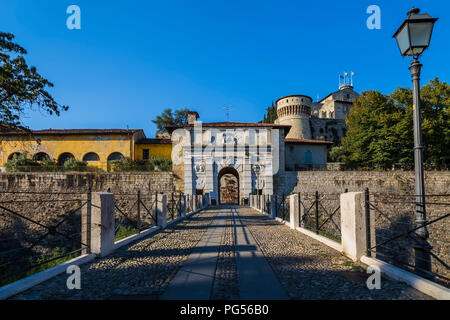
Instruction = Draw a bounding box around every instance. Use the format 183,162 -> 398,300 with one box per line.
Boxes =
0,190 -> 89,286
112,189 -> 158,240
274,193 -> 290,221
364,188 -> 449,287
299,190 -> 343,242
167,192 -> 184,221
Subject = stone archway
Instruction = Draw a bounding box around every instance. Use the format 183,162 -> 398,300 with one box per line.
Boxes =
218,167 -> 239,205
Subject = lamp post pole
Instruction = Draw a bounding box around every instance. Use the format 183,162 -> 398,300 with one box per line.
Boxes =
409,57 -> 432,277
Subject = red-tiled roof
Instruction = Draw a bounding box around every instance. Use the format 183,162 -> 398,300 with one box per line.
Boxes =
136,138 -> 172,144
0,129 -> 143,135
166,122 -> 291,133
285,138 -> 333,145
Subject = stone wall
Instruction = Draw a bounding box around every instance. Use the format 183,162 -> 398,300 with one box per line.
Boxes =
280,170 -> 450,195
0,172 -> 174,194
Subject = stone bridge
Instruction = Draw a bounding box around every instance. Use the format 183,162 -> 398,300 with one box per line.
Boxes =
9,206 -> 431,300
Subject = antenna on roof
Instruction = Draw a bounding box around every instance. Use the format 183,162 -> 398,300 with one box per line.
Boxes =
339,71 -> 355,89
223,105 -> 232,122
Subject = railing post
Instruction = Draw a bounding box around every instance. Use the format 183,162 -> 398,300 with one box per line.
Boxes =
181,194 -> 186,217
193,194 -> 198,212
341,191 -> 366,261
274,194 -> 278,218
137,189 -> 141,230
282,193 -> 285,220
171,192 -> 174,220
156,194 -> 167,229
90,192 -> 115,257
154,192 -> 158,226
179,193 -> 182,217
315,191 -> 319,234
289,194 -> 300,229
82,187 -> 92,254
298,192 -> 303,227
269,195 -> 275,218
364,188 -> 371,257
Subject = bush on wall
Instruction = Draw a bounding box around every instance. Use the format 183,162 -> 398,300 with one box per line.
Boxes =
109,156 -> 172,172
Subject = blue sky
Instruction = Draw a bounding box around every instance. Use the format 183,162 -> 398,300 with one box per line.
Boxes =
1,0 -> 449,137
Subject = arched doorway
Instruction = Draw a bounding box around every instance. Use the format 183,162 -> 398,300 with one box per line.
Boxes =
218,167 -> 239,205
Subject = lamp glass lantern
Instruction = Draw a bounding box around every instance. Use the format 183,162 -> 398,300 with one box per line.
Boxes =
393,8 -> 438,57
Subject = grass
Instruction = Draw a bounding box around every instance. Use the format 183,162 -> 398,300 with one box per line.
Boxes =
303,225 -> 341,243
0,247 -> 79,287
342,260 -> 365,271
114,225 -> 139,242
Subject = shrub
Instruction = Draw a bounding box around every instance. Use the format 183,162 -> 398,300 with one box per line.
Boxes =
109,156 -> 172,172
62,157 -> 87,171
148,156 -> 172,171
5,152 -> 41,172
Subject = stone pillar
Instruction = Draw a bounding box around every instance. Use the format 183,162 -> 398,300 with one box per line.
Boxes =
299,194 -> 305,227
155,194 -> 167,229
269,195 -> 276,219
340,192 -> 366,261
181,195 -> 186,217
90,192 -> 115,257
193,195 -> 198,211
289,194 -> 300,229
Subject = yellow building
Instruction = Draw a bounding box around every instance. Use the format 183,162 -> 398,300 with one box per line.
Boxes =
134,138 -> 172,161
0,128 -> 172,171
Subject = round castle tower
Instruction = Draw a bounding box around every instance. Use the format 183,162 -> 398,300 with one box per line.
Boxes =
275,95 -> 312,140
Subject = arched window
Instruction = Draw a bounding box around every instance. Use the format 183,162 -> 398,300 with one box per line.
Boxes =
8,152 -> 21,161
107,152 -> 124,162
58,153 -> 75,166
83,152 -> 100,162
33,152 -> 50,161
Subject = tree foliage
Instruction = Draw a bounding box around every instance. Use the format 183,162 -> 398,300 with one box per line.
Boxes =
0,32 -> 68,128
263,101 -> 277,123
152,108 -> 189,134
339,78 -> 449,169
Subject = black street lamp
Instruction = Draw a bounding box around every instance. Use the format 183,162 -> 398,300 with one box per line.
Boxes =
393,7 -> 438,278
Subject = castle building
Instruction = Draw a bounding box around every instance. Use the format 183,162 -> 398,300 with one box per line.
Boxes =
275,84 -> 359,144
274,84 -> 359,170
0,82 -> 358,203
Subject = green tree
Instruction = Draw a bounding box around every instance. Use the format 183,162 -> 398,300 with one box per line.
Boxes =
152,108 -> 190,135
0,32 -> 68,128
263,101 -> 277,123
341,78 -> 450,169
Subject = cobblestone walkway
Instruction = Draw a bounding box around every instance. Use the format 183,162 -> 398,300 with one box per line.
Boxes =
10,206 -> 433,300
11,209 -> 220,300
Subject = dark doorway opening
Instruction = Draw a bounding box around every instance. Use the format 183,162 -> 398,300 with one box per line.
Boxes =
218,167 -> 239,204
